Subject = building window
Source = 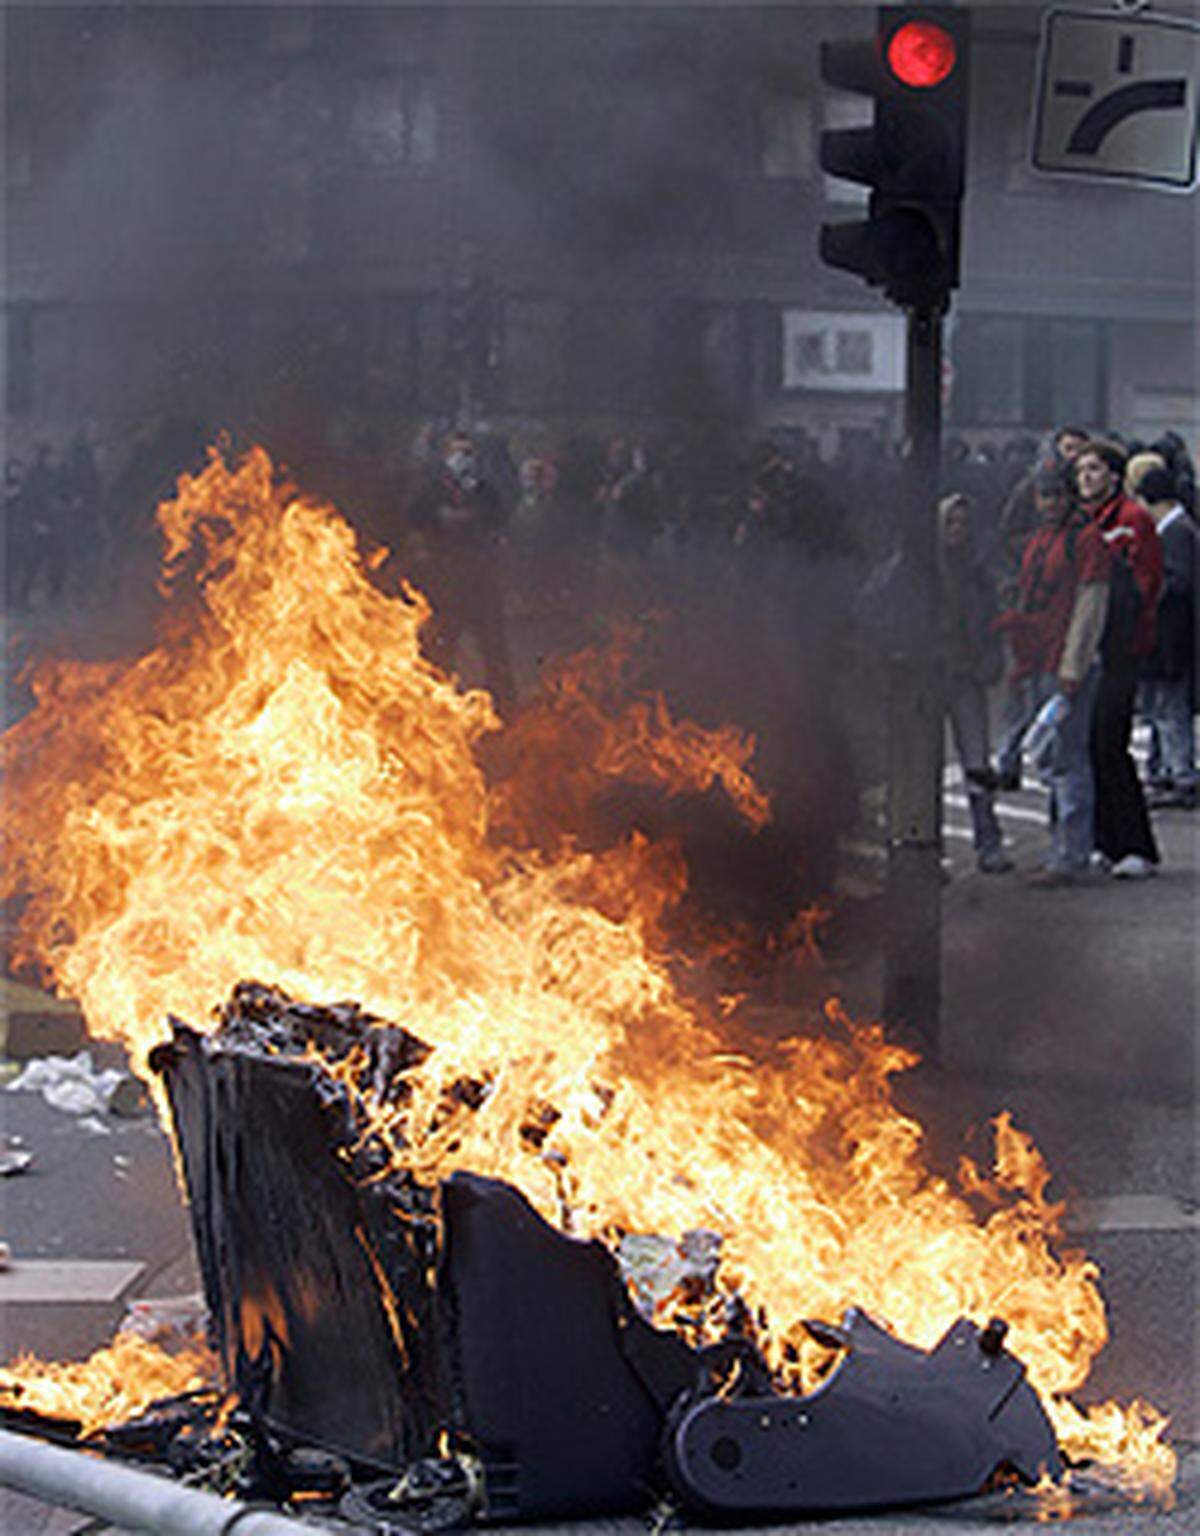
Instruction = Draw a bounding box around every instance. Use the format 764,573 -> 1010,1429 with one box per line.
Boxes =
1044,320 -> 1104,428
759,94 -> 812,179
264,163 -> 314,264
5,304 -> 35,416
26,305 -> 78,422
360,298 -> 420,411
265,8 -> 315,57
244,69 -> 320,165
568,305 -> 655,411
652,302 -> 745,416
349,70 -> 437,169
958,317 -> 1025,425
243,67 -> 321,261
698,306 -> 744,412
8,144 -> 33,195
950,315 -> 1106,428
502,299 -> 566,412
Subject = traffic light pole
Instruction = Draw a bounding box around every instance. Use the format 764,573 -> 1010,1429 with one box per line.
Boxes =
816,4 -> 970,1055
882,304 -> 944,1055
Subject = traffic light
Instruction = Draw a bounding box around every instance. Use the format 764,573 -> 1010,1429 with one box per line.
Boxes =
819,6 -> 970,310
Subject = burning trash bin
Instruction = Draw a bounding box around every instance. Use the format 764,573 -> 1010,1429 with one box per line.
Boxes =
152,982 -> 1062,1524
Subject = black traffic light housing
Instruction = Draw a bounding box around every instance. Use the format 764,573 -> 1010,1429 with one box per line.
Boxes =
819,6 -> 970,311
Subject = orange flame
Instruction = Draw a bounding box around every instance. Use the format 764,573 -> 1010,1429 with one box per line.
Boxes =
487,623 -> 770,849
0,446 -> 1175,1498
0,1335 -> 216,1438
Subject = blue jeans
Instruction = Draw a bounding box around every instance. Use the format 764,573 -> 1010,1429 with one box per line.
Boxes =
946,676 -> 1003,856
1043,665 -> 1100,872
1142,677 -> 1197,792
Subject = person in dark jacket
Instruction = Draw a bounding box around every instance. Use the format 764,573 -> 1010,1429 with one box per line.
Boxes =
13,442 -> 68,607
1135,464 -> 1198,808
1073,439 -> 1164,877
939,493 -> 1011,873
59,424 -> 105,598
407,430 -> 516,716
1150,430 -> 1197,518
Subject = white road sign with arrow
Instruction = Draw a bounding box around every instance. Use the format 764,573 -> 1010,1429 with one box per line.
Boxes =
1033,7 -> 1200,189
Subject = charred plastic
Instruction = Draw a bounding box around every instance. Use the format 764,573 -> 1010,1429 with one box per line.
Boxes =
152,983 -> 1062,1522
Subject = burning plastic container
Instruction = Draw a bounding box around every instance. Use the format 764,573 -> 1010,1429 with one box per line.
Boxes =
153,983 -> 1062,1523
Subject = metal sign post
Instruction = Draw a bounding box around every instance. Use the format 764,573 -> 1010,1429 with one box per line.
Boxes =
1033,5 -> 1200,189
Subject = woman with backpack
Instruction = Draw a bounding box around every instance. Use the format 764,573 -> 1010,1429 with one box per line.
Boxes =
1072,440 -> 1164,878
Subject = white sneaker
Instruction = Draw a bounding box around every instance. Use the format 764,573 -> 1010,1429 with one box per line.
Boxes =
1089,852 -> 1113,875
1111,854 -> 1156,879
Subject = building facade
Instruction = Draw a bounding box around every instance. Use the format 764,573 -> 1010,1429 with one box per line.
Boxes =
4,4 -> 1196,464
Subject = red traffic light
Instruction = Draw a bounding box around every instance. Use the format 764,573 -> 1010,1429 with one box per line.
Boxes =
886,20 -> 957,88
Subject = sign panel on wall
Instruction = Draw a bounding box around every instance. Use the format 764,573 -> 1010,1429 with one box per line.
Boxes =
781,311 -> 905,393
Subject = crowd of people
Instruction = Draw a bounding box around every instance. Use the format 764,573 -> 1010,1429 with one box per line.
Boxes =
938,426 -> 1198,886
4,416 -> 209,618
5,412 -> 1196,895
3,416 -> 1022,626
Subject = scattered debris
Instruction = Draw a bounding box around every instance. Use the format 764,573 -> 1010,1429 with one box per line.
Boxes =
119,1293 -> 210,1355
340,1459 -> 481,1533
46,1077 -> 111,1117
108,1075 -> 153,1118
0,1148 -> 34,1176
618,1229 -> 722,1320
6,1051 -> 127,1118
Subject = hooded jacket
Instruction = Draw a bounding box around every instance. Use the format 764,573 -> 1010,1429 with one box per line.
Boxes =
996,510 -> 1110,685
1089,489 -> 1163,660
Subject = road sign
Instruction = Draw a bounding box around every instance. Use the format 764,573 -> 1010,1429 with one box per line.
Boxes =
1033,7 -> 1200,190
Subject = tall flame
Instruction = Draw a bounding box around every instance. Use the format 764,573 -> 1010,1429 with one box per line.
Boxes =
0,446 -> 1174,1498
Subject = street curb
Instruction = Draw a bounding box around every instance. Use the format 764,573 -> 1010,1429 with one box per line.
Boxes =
2,1011 -> 89,1062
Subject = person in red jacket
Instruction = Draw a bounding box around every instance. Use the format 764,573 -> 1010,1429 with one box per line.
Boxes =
994,466 -> 1111,883
1073,440 -> 1164,877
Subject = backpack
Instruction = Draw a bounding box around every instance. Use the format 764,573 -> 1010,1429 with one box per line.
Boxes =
1100,546 -> 1141,665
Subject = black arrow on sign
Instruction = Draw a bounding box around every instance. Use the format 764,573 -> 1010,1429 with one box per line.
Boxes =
1066,79 -> 1188,154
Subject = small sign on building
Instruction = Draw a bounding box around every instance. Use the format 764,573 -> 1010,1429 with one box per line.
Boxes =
781,311 -> 905,393
1032,6 -> 1200,191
